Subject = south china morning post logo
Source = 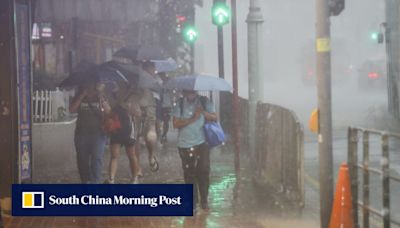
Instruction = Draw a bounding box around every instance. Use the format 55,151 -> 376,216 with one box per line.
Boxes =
13,184 -> 193,216
48,194 -> 182,207
22,192 -> 44,209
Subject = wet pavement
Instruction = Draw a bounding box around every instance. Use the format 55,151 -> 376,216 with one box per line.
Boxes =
2,130 -> 320,228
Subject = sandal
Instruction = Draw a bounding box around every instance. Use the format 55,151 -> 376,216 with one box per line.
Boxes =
149,156 -> 159,172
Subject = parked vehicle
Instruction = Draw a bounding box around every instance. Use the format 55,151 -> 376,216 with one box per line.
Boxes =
357,59 -> 386,90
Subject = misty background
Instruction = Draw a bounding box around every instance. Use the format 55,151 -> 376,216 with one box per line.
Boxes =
194,0 -> 388,129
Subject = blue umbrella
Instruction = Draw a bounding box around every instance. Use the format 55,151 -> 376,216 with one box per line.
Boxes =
151,58 -> 178,73
164,74 -> 232,92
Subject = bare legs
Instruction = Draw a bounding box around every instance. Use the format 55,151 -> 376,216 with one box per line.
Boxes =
108,144 -> 140,183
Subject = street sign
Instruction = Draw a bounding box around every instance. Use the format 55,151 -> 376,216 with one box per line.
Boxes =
317,38 -> 331,53
212,2 -> 230,26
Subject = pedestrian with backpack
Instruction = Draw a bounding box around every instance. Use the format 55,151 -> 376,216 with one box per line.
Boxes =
172,90 -> 217,213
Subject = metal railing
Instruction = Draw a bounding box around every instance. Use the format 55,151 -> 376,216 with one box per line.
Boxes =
254,103 -> 305,208
348,127 -> 400,228
33,90 -> 53,122
32,89 -> 70,123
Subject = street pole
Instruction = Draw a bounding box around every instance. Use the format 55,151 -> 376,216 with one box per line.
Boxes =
231,0 -> 240,175
246,0 -> 263,157
214,0 -> 225,80
385,0 -> 400,119
217,27 -> 224,79
315,0 -> 333,227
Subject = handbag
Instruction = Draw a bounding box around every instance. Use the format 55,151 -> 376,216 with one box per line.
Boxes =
179,96 -> 226,148
87,99 -> 121,134
203,121 -> 225,148
102,112 -> 122,133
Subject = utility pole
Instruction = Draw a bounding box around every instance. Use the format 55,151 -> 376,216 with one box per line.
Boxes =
231,0 -> 240,175
316,0 -> 333,227
385,0 -> 400,119
213,0 -> 226,80
246,0 -> 263,157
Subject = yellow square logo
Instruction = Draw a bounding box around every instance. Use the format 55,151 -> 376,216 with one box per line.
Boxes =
22,192 -> 44,209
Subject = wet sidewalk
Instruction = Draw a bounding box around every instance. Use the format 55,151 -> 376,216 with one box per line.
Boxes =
2,131 -> 320,228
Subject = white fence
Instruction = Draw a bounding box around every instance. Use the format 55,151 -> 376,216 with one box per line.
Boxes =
33,89 -> 71,123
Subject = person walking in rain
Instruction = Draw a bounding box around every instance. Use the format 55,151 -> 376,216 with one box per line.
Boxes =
158,73 -> 173,144
105,83 -> 142,184
69,83 -> 111,184
172,90 -> 217,212
137,61 -> 160,171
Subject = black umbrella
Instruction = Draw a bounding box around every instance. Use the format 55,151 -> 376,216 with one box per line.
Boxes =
59,62 -> 128,90
101,61 -> 140,86
59,61 -> 97,89
113,45 -> 166,61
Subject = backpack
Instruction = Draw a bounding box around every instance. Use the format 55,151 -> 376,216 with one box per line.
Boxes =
179,96 -> 225,148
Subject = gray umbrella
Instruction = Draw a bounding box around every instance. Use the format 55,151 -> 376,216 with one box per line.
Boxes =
151,58 -> 178,73
113,63 -> 162,91
113,45 -> 166,61
164,74 -> 232,92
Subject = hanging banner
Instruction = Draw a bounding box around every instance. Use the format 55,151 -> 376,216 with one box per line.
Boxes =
15,2 -> 32,182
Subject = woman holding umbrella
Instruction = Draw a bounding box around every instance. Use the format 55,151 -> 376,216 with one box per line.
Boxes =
69,83 -> 111,184
63,61 -> 127,184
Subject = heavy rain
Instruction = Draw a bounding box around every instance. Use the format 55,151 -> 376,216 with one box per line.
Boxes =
0,0 -> 400,227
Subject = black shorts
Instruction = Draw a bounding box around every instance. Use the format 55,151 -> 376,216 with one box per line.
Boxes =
155,99 -> 163,120
162,107 -> 172,120
109,106 -> 136,147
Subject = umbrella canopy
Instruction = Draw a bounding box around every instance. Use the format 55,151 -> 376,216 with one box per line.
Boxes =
101,61 -> 139,85
59,61 -> 97,89
113,45 -> 166,61
59,62 -> 128,90
164,74 -> 232,92
151,57 -> 178,73
110,62 -> 162,91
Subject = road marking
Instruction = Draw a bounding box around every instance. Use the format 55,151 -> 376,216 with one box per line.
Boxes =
305,172 -> 319,190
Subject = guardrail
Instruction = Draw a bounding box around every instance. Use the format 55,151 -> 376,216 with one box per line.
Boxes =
32,89 -> 70,123
348,127 -> 400,228
254,102 -> 305,209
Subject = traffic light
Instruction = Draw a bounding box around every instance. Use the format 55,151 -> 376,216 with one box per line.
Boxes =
328,0 -> 345,16
182,24 -> 198,43
176,15 -> 186,33
212,2 -> 230,26
370,31 -> 384,43
371,32 -> 379,40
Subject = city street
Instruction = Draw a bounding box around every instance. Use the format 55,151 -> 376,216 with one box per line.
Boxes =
2,131 -> 320,228
2,0 -> 400,227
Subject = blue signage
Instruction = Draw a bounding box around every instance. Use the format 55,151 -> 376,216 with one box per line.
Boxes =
12,184 -> 194,216
15,3 -> 32,182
